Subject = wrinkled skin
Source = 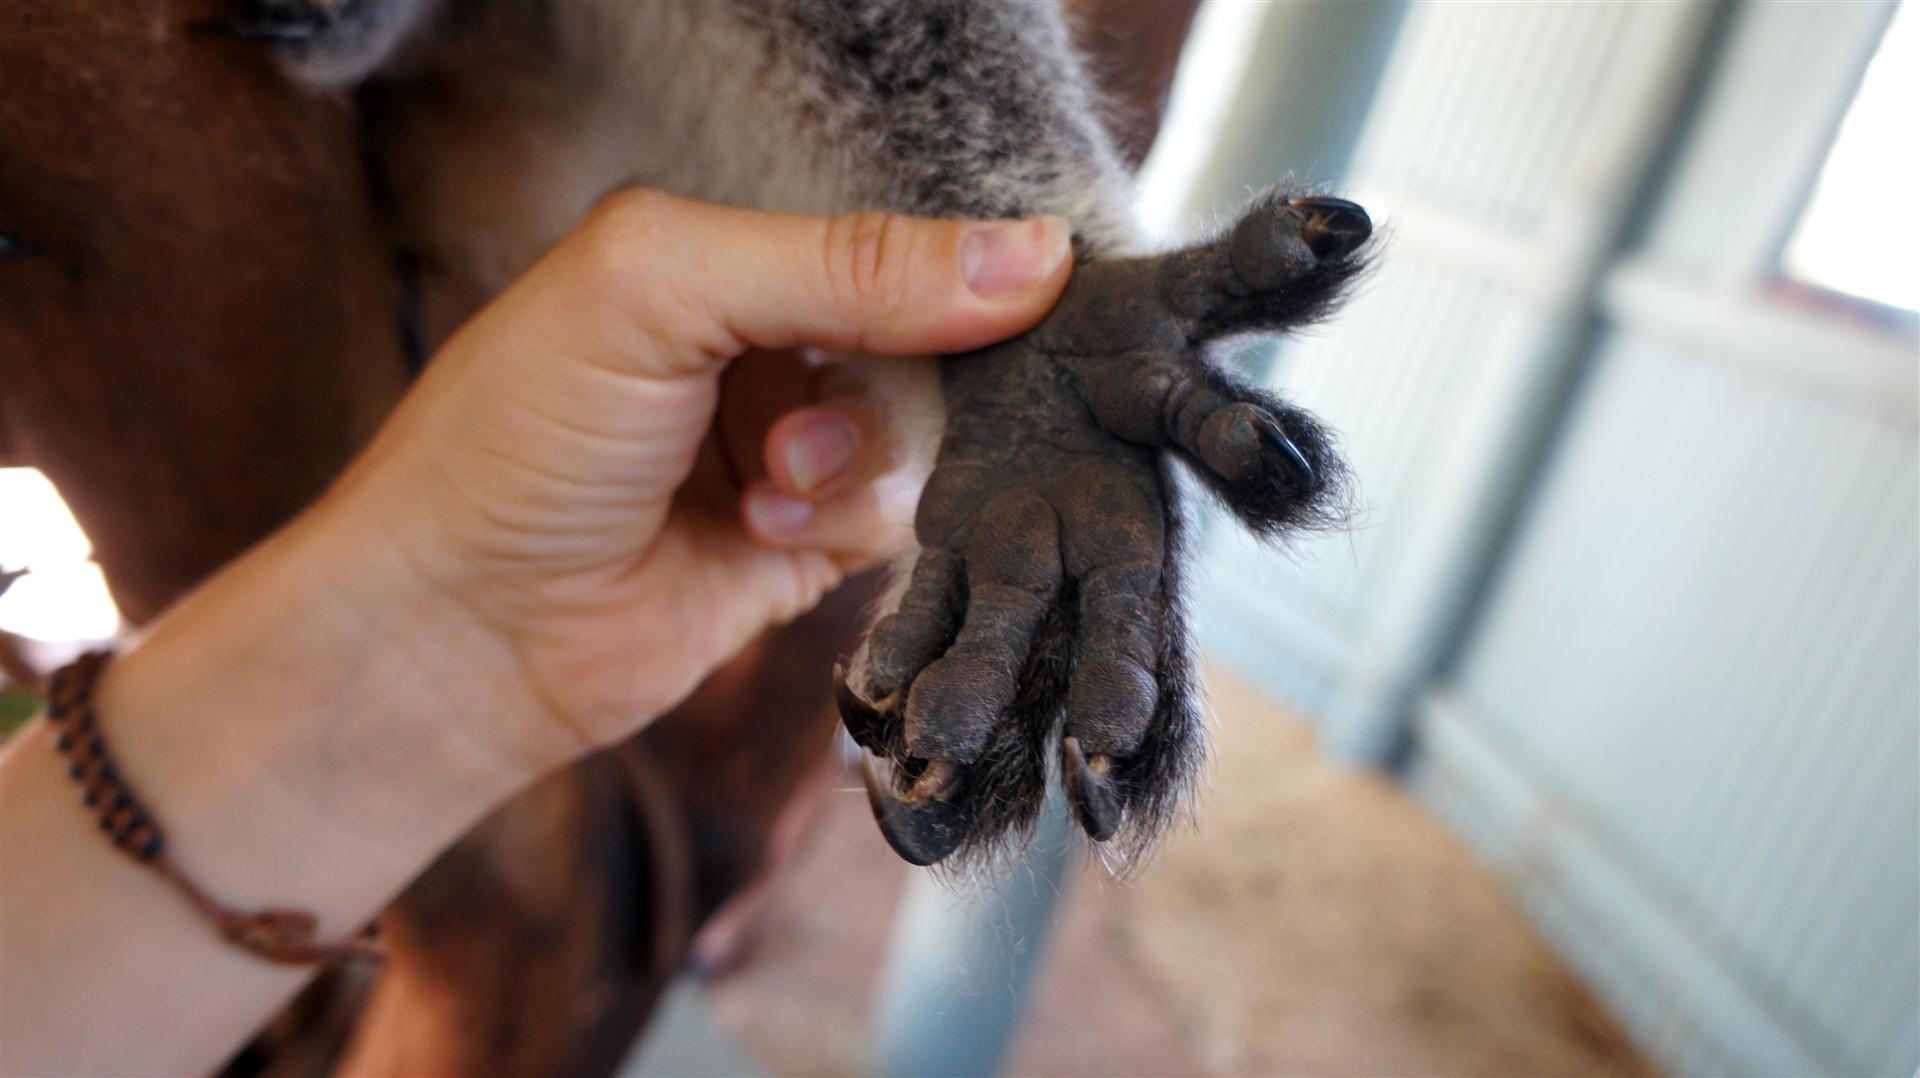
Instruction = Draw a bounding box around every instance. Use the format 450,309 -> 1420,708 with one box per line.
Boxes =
839,191 -> 1372,866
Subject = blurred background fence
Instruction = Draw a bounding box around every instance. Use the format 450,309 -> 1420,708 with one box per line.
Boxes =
1162,1 -> 1917,1073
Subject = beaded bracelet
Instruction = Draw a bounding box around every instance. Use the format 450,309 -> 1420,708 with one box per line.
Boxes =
43,650 -> 384,966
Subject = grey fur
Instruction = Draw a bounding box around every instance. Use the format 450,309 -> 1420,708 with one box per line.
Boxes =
729,2 -> 1137,249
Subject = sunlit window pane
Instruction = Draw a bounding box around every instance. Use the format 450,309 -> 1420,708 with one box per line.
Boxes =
0,468 -> 121,643
1782,3 -> 1919,312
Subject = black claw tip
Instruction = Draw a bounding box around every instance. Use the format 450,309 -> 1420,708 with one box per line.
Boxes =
1063,738 -> 1125,842
1254,413 -> 1315,488
833,662 -> 886,749
861,754 -> 967,866
1290,195 -> 1372,260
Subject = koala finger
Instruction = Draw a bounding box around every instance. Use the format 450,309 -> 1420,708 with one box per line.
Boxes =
1060,559 -> 1163,840
903,492 -> 1062,761
1180,191 -> 1373,346
1072,352 -> 1348,538
858,548 -> 965,709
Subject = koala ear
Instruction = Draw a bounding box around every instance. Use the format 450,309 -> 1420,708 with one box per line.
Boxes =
209,0 -> 450,89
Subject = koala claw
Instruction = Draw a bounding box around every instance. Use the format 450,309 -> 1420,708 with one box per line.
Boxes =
1254,410 -> 1316,487
1290,195 -> 1373,261
1062,737 -> 1123,843
861,754 -> 969,867
833,661 -> 887,749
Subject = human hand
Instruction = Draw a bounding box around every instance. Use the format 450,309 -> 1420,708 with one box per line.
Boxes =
0,193 -> 1068,1074
326,189 -> 1072,767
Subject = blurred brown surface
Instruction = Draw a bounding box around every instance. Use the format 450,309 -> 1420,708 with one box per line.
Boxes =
0,0 -> 412,625
700,664 -> 1653,1077
1065,0 -> 1203,168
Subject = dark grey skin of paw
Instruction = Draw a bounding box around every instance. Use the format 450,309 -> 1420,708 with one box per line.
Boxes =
838,189 -> 1372,868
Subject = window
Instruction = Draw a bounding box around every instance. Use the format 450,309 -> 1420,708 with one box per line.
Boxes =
0,468 -> 120,643
1781,3 -> 1918,313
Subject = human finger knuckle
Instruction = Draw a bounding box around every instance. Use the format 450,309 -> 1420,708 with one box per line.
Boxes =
824,210 -> 917,318
576,187 -> 679,284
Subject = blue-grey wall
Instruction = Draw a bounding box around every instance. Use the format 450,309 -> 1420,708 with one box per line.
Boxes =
1185,1 -> 1918,1072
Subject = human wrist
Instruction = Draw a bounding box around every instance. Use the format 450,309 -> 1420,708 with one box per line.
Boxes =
95,491 -> 572,934
0,489 -> 570,1075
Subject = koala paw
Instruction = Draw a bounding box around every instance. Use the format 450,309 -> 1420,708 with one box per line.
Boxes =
837,190 -> 1372,868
